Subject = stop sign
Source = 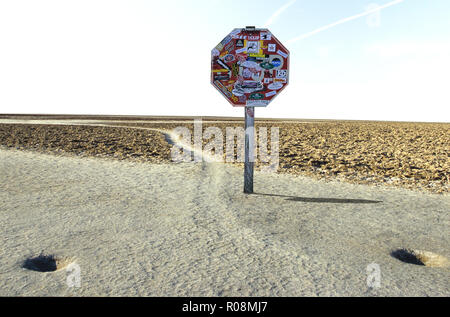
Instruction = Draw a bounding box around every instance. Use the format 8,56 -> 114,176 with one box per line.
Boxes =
211,27 -> 289,107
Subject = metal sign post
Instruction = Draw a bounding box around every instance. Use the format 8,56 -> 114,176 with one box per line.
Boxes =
244,106 -> 255,193
211,26 -> 289,194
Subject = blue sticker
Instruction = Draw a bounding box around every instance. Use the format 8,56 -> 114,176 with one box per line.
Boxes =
271,58 -> 282,68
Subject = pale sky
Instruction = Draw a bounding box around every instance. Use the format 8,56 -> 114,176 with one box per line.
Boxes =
0,0 -> 449,122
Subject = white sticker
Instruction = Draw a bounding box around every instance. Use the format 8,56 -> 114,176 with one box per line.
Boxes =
276,69 -> 288,79
235,47 -> 246,54
212,48 -> 220,57
241,61 -> 260,68
246,100 -> 269,107
230,28 -> 241,37
268,82 -> 283,90
232,88 -> 245,97
264,78 -> 272,84
277,50 -> 288,58
217,59 -> 230,71
266,91 -> 277,97
268,44 -> 276,52
248,35 -> 260,41
247,41 -> 259,54
261,32 -> 272,41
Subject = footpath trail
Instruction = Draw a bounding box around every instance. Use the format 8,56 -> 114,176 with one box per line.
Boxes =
0,119 -> 448,296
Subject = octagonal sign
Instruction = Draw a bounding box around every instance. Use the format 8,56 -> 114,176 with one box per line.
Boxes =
211,27 -> 289,107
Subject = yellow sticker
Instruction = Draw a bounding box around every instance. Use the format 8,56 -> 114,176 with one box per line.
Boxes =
259,40 -> 265,54
249,53 -> 266,58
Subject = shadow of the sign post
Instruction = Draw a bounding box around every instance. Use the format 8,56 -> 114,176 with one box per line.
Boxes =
252,193 -> 382,204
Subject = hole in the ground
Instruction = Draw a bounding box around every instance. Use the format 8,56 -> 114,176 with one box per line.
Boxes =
23,254 -> 72,272
391,249 -> 449,268
391,249 -> 424,266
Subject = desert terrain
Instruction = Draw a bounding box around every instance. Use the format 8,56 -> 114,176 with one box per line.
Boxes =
0,115 -> 448,296
0,114 -> 448,194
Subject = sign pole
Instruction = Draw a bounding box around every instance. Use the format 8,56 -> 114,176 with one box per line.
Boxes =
244,106 -> 255,194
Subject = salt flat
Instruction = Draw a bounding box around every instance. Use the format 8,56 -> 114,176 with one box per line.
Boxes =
0,149 -> 448,296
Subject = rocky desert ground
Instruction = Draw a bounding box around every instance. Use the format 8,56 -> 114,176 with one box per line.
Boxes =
0,115 -> 448,194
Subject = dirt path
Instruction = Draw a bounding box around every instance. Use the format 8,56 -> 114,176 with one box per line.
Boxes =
0,145 -> 448,296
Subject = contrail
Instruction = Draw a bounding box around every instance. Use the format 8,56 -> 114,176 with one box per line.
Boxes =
286,0 -> 404,44
264,0 -> 297,28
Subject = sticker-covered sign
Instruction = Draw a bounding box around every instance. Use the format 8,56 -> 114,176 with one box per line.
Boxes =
211,27 -> 290,107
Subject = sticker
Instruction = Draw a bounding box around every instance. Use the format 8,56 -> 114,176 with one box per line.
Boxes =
260,62 -> 274,70
271,58 -> 282,68
235,47 -> 246,54
212,48 -> 220,57
260,32 -> 272,41
268,82 -> 283,90
276,69 -> 288,79
267,55 -> 284,70
235,80 -> 264,93
264,78 -> 272,84
274,78 -> 287,83
241,61 -> 260,69
230,29 -> 241,37
249,53 -> 266,58
264,70 -> 274,78
241,81 -> 261,89
212,69 -> 231,73
236,39 -> 245,47
215,81 -> 232,98
249,93 -> 264,100
224,54 -> 235,63
242,68 -> 253,78
246,107 -> 254,117
231,63 -> 239,77
214,74 -> 230,81
268,44 -> 276,52
232,88 -> 245,97
217,59 -> 231,71
215,43 -> 224,51
246,100 -> 269,107
224,40 -> 234,53
266,91 -> 277,97
236,53 -> 247,62
247,41 -> 259,54
220,35 -> 232,47
277,50 -> 288,58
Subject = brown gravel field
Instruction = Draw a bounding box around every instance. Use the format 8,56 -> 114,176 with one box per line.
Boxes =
0,116 -> 448,194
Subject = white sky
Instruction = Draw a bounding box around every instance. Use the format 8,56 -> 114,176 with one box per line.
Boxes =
0,0 -> 449,122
